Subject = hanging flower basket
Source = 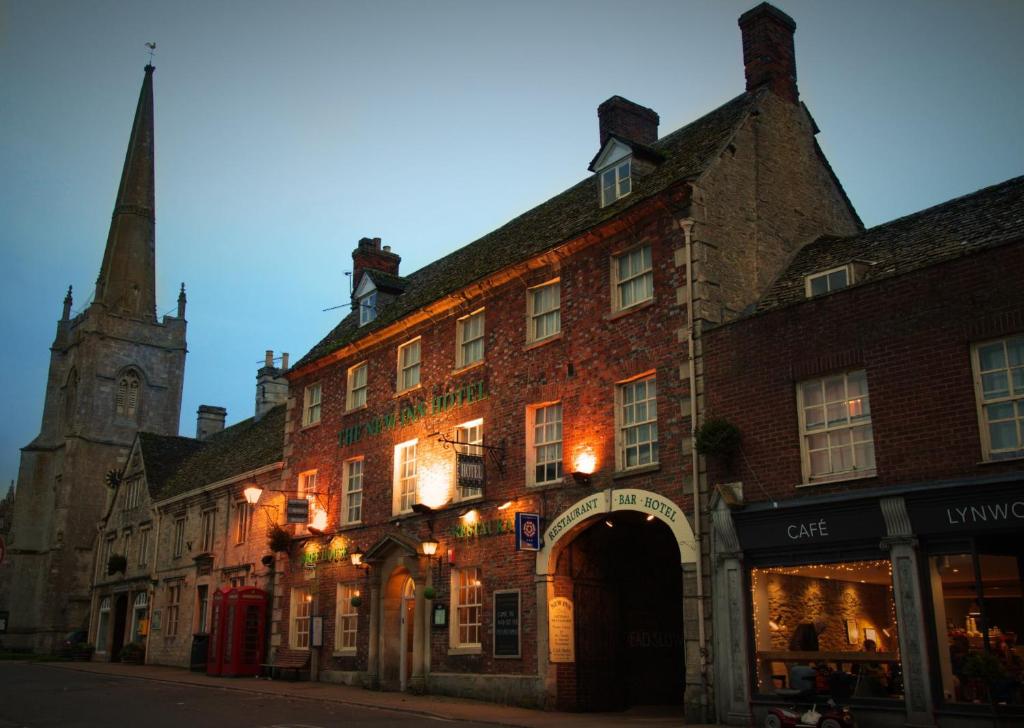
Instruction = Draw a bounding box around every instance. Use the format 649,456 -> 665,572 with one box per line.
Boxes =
694,418 -> 741,459
268,524 -> 291,553
422,586 -> 436,601
350,596 -> 363,608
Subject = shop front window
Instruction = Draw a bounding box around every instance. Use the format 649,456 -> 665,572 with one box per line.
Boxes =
929,550 -> 1023,705
751,559 -> 903,701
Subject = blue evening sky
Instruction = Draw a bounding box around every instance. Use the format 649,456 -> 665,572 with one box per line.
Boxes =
1,0 -> 1022,489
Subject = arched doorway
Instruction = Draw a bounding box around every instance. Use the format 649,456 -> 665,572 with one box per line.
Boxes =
380,566 -> 423,691
555,511 -> 685,710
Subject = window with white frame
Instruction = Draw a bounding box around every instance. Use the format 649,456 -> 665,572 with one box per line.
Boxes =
96,597 -> 111,653
335,583 -> 359,652
131,591 -> 149,642
797,369 -> 876,482
346,362 -> 368,411
455,419 -> 483,501
172,517 -> 186,558
393,440 -> 418,514
617,375 -> 659,470
200,509 -> 215,552
166,582 -> 182,637
137,527 -> 150,566
298,470 -> 317,500
291,586 -> 313,649
600,158 -> 632,206
303,382 -> 322,426
973,335 -> 1024,460
451,567 -> 482,648
343,458 -> 363,525
613,245 -> 653,311
456,309 -> 485,369
805,265 -> 851,298
234,500 -> 251,544
527,403 -> 563,485
527,280 -> 561,343
398,338 -> 421,392
358,290 -> 377,326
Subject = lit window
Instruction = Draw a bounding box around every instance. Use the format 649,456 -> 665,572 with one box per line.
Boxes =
116,371 -> 141,417
451,567 -> 482,648
805,266 -> 851,298
303,382 -> 322,426
393,440 -> 418,515
617,375 -> 658,470
291,587 -> 313,649
358,290 -> 377,326
527,280 -> 561,343
343,458 -> 363,525
172,517 -> 186,557
527,403 -> 563,485
166,582 -> 182,638
456,309 -> 485,369
298,470 -> 317,500
335,584 -> 359,652
455,419 -> 483,501
797,370 -> 876,482
200,509 -> 215,552
234,500 -> 251,544
346,362 -> 368,411
398,338 -> 421,392
973,335 -> 1024,460
613,245 -> 653,311
131,591 -> 149,642
600,158 -> 632,206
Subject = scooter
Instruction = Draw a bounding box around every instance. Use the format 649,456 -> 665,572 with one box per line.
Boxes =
763,699 -> 855,728
764,664 -> 856,728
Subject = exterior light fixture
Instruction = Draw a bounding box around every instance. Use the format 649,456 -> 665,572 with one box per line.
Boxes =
243,486 -> 263,505
646,514 -> 655,522
350,550 -> 364,567
497,501 -> 512,511
460,509 -> 479,525
572,448 -> 597,485
604,519 -> 614,528
422,539 -> 439,556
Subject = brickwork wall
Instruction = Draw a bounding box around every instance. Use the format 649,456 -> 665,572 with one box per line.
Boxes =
703,242 -> 1024,501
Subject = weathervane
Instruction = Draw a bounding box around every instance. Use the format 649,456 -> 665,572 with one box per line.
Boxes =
145,42 -> 156,64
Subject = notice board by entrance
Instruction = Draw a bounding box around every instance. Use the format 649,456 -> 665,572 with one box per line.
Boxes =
493,589 -> 520,658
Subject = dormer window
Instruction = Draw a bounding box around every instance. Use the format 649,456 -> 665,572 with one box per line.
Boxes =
600,158 -> 632,206
805,262 -> 870,299
359,290 -> 377,326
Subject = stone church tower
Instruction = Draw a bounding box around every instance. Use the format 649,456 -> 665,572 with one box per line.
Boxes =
1,65 -> 187,651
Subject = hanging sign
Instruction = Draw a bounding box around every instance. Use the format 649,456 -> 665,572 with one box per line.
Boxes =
494,590 -> 521,658
286,498 -> 309,524
457,453 -> 485,492
549,597 -> 575,663
515,512 -> 541,551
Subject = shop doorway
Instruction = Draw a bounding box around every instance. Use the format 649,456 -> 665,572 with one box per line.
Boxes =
556,511 -> 685,711
111,594 -> 128,660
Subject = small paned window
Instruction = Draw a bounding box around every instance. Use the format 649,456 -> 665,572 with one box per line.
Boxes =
527,280 -> 561,343
617,375 -> 658,470
452,567 -> 482,648
398,338 -> 421,392
234,500 -> 251,544
336,584 -> 359,652
347,362 -> 368,411
394,440 -> 418,515
200,509 -> 215,552
613,245 -> 653,311
166,583 -> 181,638
303,382 -> 322,426
457,310 -> 485,369
973,335 -> 1024,460
805,266 -> 851,298
343,458 -> 363,525
172,517 -> 186,558
291,587 -> 312,649
137,528 -> 150,566
797,370 -> 876,482
358,291 -> 377,326
600,159 -> 632,206
529,403 -> 563,485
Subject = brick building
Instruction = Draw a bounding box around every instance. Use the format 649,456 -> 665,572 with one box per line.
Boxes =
704,177 -> 1024,727
272,4 -> 858,719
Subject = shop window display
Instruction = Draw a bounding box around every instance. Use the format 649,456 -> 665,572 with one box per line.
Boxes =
751,560 -> 903,701
929,551 -> 1023,705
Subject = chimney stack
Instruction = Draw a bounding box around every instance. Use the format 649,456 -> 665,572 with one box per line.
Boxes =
598,96 -> 659,148
738,2 -> 799,104
351,237 -> 401,296
256,349 -> 289,420
196,405 -> 226,441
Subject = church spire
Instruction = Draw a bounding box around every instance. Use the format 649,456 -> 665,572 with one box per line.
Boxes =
94,64 -> 157,320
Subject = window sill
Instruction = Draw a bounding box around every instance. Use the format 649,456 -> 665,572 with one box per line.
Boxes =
451,360 -> 485,377
796,470 -> 877,488
332,649 -> 357,658
448,646 -> 482,656
344,403 -> 368,416
606,298 -> 655,322
394,384 -> 422,399
613,463 -> 660,480
978,453 -> 1024,465
337,521 -> 363,531
523,332 -> 563,352
527,477 -> 568,491
300,420 -> 321,431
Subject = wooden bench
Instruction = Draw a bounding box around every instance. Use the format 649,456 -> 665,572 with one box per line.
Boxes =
260,649 -> 310,681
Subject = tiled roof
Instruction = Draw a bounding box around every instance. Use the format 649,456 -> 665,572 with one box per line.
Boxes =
138,404 -> 285,500
754,175 -> 1024,313
294,90 -> 764,370
365,270 -> 408,294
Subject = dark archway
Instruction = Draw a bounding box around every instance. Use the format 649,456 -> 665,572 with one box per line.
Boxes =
556,511 -> 684,711
111,594 -> 129,660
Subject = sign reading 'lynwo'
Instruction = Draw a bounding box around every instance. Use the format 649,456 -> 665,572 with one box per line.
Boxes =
339,380 -> 487,447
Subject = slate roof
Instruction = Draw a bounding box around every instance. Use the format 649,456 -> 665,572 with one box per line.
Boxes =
138,404 -> 285,500
754,175 -> 1024,314
294,90 -> 765,370
365,270 -> 408,294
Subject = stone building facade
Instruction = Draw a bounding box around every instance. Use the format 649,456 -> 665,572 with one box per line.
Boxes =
704,177 -> 1024,727
1,65 -> 188,652
272,4 -> 858,720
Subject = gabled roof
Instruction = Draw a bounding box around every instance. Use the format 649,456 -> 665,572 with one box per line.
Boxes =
754,175 -> 1024,314
137,404 -> 285,500
294,90 -> 764,370
365,270 -> 408,295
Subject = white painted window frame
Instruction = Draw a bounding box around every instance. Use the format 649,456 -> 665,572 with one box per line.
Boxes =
346,362 -> 368,411
796,369 -> 876,484
397,338 -> 422,393
303,382 -> 322,426
526,279 -> 561,344
343,457 -> 363,525
615,373 -> 659,471
971,334 -> 1024,460
456,309 -> 485,369
612,244 -> 653,312
526,402 -> 563,486
393,439 -> 418,515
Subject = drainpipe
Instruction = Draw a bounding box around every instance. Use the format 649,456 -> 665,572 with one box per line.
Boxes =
681,217 -> 709,721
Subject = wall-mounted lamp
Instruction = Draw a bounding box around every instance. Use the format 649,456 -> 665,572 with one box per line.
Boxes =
460,509 -> 479,525
350,549 -> 365,567
244,486 -> 263,505
497,501 -> 512,511
422,539 -> 439,557
572,448 -> 597,485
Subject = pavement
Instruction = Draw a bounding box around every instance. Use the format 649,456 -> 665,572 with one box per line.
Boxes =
41,659 -> 719,727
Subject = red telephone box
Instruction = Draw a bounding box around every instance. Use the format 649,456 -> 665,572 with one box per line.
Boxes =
206,587 -> 230,676
220,587 -> 268,677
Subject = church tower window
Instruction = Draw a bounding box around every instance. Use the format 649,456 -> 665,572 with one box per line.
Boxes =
116,371 -> 141,417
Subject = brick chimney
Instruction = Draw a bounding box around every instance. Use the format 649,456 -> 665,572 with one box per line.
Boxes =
196,405 -> 226,441
255,349 -> 288,421
352,237 -> 401,294
738,2 -> 799,104
598,96 -> 659,147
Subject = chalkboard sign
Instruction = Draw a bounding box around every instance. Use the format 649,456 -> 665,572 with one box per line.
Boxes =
493,590 -> 520,658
